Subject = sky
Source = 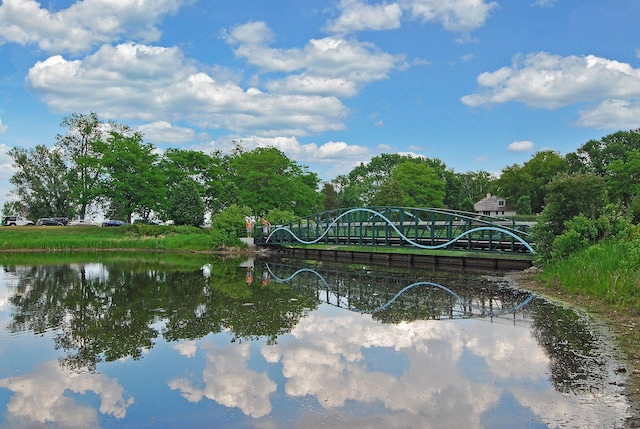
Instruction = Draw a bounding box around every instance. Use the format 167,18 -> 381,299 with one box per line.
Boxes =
1,0 -> 640,209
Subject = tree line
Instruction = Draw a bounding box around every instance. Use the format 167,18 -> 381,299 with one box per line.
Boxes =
5,113 -> 640,262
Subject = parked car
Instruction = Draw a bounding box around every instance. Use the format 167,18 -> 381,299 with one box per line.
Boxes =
52,217 -> 69,226
68,219 -> 98,227
36,218 -> 64,226
3,215 -> 34,226
102,219 -> 125,227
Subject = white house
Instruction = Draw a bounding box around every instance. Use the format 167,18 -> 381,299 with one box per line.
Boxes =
474,193 -> 516,217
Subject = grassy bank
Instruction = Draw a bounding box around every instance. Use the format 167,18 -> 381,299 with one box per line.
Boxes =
0,224 -> 244,252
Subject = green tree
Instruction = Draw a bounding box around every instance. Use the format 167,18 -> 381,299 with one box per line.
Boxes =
605,150 -> 640,208
159,148 -> 225,215
56,112 -> 129,219
93,132 -> 165,222
571,129 -> 640,176
532,173 -> 608,260
371,162 -> 445,208
496,151 -> 568,214
226,147 -> 321,216
8,145 -> 72,219
168,179 -> 205,226
458,171 -> 497,205
320,182 -> 339,211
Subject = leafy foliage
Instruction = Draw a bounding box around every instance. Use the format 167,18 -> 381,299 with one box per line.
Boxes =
167,179 -> 205,227
8,145 -> 72,219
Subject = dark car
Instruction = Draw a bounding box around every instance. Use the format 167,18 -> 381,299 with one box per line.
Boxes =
102,219 -> 125,227
36,218 -> 64,226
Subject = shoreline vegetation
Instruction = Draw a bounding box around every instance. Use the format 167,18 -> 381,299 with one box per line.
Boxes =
1,225 -> 638,423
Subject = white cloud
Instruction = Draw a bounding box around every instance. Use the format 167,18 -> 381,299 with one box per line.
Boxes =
531,0 -> 557,7
324,0 -> 497,34
0,0 -> 187,54
174,340 -> 198,358
0,360 -> 134,427
0,143 -> 15,180
462,52 -> 640,109
402,0 -> 499,33
26,43 -> 349,137
137,121 -> 196,144
0,118 -> 7,134
225,22 -> 406,97
325,0 -> 403,34
576,99 -> 640,129
507,140 -> 535,152
169,342 -> 276,418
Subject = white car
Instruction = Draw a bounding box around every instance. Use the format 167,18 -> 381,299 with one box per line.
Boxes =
67,219 -> 98,227
3,215 -> 34,226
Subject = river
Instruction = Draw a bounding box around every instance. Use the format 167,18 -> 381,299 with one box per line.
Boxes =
0,253 -> 632,428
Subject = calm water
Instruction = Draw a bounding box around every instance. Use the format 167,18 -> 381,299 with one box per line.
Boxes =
0,254 -> 631,428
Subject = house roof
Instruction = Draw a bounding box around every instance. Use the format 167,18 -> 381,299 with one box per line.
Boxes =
474,194 -> 515,212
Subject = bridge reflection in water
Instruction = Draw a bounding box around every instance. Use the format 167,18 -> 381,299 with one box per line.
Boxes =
262,260 -> 536,322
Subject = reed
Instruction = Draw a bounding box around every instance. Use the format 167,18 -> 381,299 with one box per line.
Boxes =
540,238 -> 640,307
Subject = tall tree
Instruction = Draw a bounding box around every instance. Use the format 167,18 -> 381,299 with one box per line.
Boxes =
571,129 -> 640,176
93,132 -> 165,222
56,112 -> 129,219
496,150 -> 567,214
159,148 -> 225,214
371,162 -> 445,208
320,182 -> 339,211
226,147 -> 321,216
8,145 -> 72,219
167,179 -> 205,227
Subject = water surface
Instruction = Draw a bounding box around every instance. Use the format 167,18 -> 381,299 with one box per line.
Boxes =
0,254 -> 630,428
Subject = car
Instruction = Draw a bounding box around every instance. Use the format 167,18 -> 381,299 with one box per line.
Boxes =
36,218 -> 64,226
68,219 -> 98,227
102,219 -> 125,227
52,217 -> 69,226
3,215 -> 34,226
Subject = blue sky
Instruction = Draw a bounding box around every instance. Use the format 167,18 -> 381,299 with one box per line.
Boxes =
1,0 -> 639,208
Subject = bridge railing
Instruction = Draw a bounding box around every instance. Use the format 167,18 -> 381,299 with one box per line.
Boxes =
257,207 -> 535,254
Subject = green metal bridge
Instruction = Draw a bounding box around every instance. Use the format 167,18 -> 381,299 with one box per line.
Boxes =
255,207 -> 535,255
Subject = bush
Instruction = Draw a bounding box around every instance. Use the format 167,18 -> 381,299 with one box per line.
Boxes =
211,205 -> 251,237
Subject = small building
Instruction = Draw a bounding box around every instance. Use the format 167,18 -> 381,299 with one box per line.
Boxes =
474,193 -> 516,217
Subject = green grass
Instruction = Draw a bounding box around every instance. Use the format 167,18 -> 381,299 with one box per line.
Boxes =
0,225 -> 243,252
539,238 -> 640,307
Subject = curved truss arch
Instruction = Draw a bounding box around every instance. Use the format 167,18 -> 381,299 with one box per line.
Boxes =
264,207 -> 535,254
266,264 -> 536,317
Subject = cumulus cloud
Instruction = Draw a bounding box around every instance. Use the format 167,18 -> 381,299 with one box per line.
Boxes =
225,22 -> 406,97
325,0 -> 403,34
402,0 -> 499,33
0,0 -> 187,54
462,52 -> 640,109
507,140 -> 535,152
576,99 -> 640,129
137,121 -> 196,144
324,0 -> 497,34
169,342 -> 276,418
0,360 -> 134,427
26,43 -> 349,137
198,135 -> 371,181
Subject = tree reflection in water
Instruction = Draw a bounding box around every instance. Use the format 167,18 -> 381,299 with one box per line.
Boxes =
2,255 -> 627,409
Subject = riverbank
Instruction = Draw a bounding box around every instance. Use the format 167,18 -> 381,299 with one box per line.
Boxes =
509,267 -> 640,426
